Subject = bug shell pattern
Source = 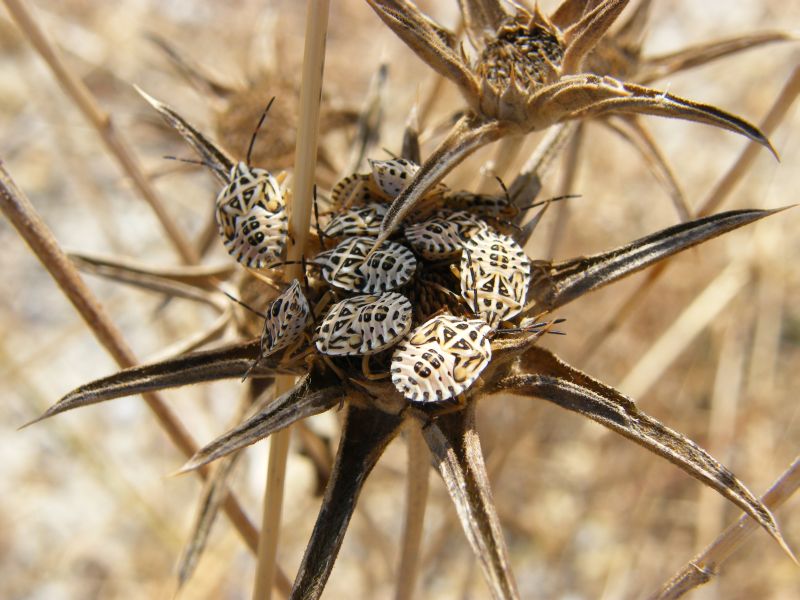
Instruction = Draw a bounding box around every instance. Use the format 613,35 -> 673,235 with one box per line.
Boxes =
215,162 -> 288,268
314,236 -> 417,293
324,203 -> 387,238
315,292 -> 413,356
404,217 -> 464,260
260,279 -> 311,355
460,229 -> 531,327
461,229 -> 531,278
391,314 -> 492,403
331,172 -> 383,208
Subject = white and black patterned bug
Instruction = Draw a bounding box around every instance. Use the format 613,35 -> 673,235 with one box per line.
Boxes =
391,314 -> 492,403
315,292 -> 412,356
404,218 -> 463,260
215,161 -> 288,268
460,230 -> 532,327
461,229 -> 531,278
368,158 -> 419,198
324,203 -> 387,238
439,209 -> 489,239
331,173 -> 382,208
314,236 -> 416,293
461,261 -> 528,327
258,279 -> 311,356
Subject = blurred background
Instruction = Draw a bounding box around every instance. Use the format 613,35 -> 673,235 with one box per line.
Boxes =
1,1 -> 798,598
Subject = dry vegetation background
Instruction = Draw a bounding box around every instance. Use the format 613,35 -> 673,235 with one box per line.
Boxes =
1,1 -> 799,598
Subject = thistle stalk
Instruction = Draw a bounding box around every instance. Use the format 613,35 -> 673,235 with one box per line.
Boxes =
252,2 -> 330,598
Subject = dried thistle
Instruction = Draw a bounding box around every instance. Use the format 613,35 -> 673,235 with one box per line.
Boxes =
26,85 -> 795,597
365,0 -> 779,243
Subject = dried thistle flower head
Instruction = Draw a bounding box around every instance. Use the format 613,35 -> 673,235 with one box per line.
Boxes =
366,0 -> 778,243
29,89 -> 795,598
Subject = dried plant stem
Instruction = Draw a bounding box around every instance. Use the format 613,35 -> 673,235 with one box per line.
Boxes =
546,122 -> 584,259
395,422 -> 430,600
651,457 -> 800,600
617,262 -> 749,399
253,2 -> 330,599
2,0 -> 199,264
580,66 -> 800,362
0,162 -> 295,591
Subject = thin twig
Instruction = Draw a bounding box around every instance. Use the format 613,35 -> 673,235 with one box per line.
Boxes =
253,2 -> 330,598
651,457 -> 800,600
0,162 -> 291,596
2,0 -> 199,264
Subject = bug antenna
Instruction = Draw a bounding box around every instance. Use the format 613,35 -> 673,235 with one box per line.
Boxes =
247,96 -> 276,165
380,147 -> 400,159
516,194 -> 581,212
222,291 -> 268,320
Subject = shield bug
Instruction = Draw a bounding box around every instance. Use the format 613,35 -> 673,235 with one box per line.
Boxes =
314,236 -> 416,293
391,314 -> 492,403
315,292 -> 413,356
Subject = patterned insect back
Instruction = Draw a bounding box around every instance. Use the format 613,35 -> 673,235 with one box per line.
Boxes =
259,279 -> 311,356
215,162 -> 288,268
324,203 -> 387,238
316,292 -> 413,356
369,158 -> 447,221
404,218 -> 464,260
460,229 -> 532,327
391,314 -> 492,403
331,172 -> 382,209
314,236 -> 416,293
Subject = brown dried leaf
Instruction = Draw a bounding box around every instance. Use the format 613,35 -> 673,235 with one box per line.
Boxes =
422,402 -> 520,600
528,207 -> 786,311
490,346 -> 794,558
291,404 -> 404,599
180,366 -> 344,472
27,340 -> 294,425
135,86 -> 234,181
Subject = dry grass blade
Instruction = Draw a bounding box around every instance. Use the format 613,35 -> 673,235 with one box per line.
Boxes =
601,115 -> 689,221
2,0 -> 199,263
136,87 -> 234,182
291,405 -> 404,600
69,251 -> 236,289
528,207 -> 785,311
26,339 -> 293,425
70,254 -> 228,308
347,63 -> 388,173
422,402 -> 520,600
180,370 -> 345,473
376,114 -> 506,246
493,346 -> 794,560
176,451 -> 244,590
651,457 -> 800,599
395,422 -> 430,600
638,31 -> 797,84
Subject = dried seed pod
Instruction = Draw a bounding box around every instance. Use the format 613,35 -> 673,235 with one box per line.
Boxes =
314,236 -> 416,293
215,162 -> 288,268
315,292 -> 412,356
324,203 -> 387,238
391,314 -> 492,402
259,279 -> 311,355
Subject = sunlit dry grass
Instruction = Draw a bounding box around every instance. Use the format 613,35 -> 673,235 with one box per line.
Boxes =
1,1 -> 798,598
